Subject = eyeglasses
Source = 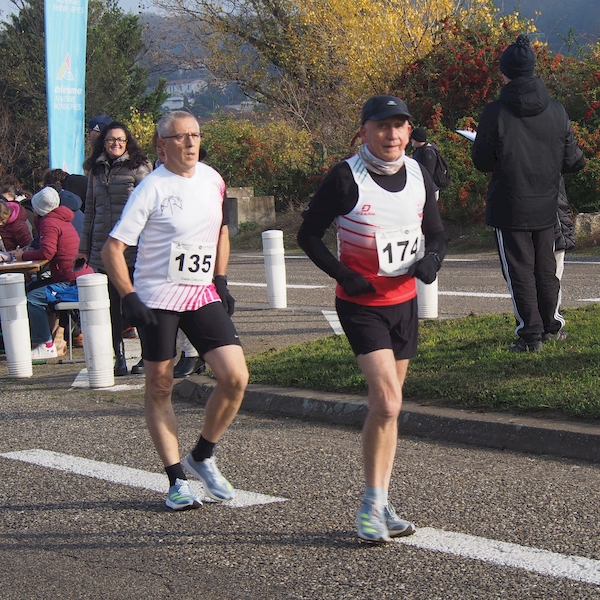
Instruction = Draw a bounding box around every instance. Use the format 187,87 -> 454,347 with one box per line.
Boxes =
105,137 -> 127,144
161,133 -> 201,143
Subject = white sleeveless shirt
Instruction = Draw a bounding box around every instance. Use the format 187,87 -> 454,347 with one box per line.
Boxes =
336,154 -> 426,306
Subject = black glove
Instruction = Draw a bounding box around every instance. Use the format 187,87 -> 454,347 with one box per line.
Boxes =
408,253 -> 440,284
336,268 -> 376,297
214,275 -> 235,316
122,292 -> 158,328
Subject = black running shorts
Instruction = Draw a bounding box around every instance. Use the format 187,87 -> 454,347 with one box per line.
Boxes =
138,300 -> 242,362
335,296 -> 418,360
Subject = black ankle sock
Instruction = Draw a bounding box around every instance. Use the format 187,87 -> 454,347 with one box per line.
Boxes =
165,462 -> 187,487
191,436 -> 215,462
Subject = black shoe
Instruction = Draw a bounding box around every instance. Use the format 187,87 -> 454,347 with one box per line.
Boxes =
114,355 -> 128,376
173,353 -> 206,378
508,338 -> 543,352
541,330 -> 568,342
131,358 -> 145,375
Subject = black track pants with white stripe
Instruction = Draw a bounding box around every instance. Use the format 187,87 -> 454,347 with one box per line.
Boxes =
495,227 -> 564,341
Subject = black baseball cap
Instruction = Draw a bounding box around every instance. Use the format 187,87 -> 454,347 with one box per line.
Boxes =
361,95 -> 412,125
88,115 -> 112,132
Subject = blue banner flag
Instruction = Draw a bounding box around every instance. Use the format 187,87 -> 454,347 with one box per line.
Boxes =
45,0 -> 88,174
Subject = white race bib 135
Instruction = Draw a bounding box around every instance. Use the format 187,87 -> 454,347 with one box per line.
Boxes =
167,241 -> 216,285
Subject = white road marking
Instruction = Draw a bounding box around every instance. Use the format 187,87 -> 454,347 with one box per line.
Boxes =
71,339 -> 146,391
2,450 -> 597,585
322,310 -> 344,335
229,282 -> 327,289
578,298 -> 600,302
396,527 -> 600,586
439,290 -> 511,298
236,254 -> 308,259
70,369 -> 145,391
0,449 -> 287,508
443,258 -> 479,262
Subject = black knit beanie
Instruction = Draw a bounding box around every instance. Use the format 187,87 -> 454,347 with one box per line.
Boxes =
500,34 -> 536,80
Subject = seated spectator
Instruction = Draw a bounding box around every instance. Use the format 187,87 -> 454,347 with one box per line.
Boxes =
42,169 -> 85,237
0,197 -> 33,251
10,187 -> 93,359
2,184 -> 36,237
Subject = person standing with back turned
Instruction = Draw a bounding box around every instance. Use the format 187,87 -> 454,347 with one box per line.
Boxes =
298,95 -> 447,542
472,34 -> 585,351
101,111 -> 248,511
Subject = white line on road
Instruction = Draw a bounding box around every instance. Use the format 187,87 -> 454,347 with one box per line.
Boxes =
0,449 -> 287,508
70,369 -> 145,391
396,527 -> 600,586
439,290 -> 511,298
70,340 -> 146,391
229,282 -> 327,289
322,310 -> 344,335
1,451 -> 597,584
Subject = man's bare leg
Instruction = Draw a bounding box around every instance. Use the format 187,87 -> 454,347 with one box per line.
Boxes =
358,350 -> 408,490
181,344 -> 248,501
144,358 -> 179,467
199,344 -> 249,442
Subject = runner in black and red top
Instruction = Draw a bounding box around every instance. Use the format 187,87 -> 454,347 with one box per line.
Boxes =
298,95 -> 447,543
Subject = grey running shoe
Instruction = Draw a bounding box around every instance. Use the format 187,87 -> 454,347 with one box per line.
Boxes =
541,330 -> 568,342
508,338 -> 543,352
357,502 -> 391,543
182,454 -> 235,501
165,478 -> 202,511
384,503 -> 416,537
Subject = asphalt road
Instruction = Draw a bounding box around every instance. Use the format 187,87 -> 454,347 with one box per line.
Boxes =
0,252 -> 599,599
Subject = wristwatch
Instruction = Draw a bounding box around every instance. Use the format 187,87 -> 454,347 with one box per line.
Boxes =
428,252 -> 441,269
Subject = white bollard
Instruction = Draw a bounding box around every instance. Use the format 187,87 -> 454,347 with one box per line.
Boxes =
415,236 -> 439,319
261,230 -> 287,309
0,273 -> 33,377
77,273 -> 114,388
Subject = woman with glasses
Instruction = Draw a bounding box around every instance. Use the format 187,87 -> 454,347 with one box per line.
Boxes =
78,121 -> 152,376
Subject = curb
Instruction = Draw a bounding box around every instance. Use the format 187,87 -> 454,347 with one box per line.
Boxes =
175,378 -> 600,463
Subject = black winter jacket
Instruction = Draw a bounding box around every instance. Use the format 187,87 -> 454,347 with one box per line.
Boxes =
554,176 -> 575,252
472,77 -> 585,231
80,152 -> 151,271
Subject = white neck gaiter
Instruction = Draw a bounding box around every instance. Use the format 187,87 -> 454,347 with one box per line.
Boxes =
358,144 -> 405,175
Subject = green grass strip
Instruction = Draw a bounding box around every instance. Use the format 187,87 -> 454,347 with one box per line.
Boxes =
247,306 -> 600,420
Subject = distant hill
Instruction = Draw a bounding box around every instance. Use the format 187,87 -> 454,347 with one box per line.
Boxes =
494,0 -> 600,52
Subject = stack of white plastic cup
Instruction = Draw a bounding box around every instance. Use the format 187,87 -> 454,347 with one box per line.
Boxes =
77,273 -> 114,388
416,236 -> 439,319
261,230 -> 287,309
0,273 -> 33,377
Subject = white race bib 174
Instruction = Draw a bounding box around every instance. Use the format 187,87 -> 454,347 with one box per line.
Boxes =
167,241 -> 216,285
375,226 -> 423,277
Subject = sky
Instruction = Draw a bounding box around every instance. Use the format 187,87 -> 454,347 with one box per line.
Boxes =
0,0 -> 147,17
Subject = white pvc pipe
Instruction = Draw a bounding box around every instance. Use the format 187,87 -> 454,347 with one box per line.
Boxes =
417,276 -> 439,319
0,273 -> 32,377
77,273 -> 114,388
415,236 -> 439,319
262,230 -> 287,309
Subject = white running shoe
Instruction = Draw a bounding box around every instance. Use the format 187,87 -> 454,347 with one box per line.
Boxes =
31,342 -> 57,360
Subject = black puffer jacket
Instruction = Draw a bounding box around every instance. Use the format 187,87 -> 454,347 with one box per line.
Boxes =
554,176 -> 575,252
79,152 -> 151,271
472,77 -> 585,231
